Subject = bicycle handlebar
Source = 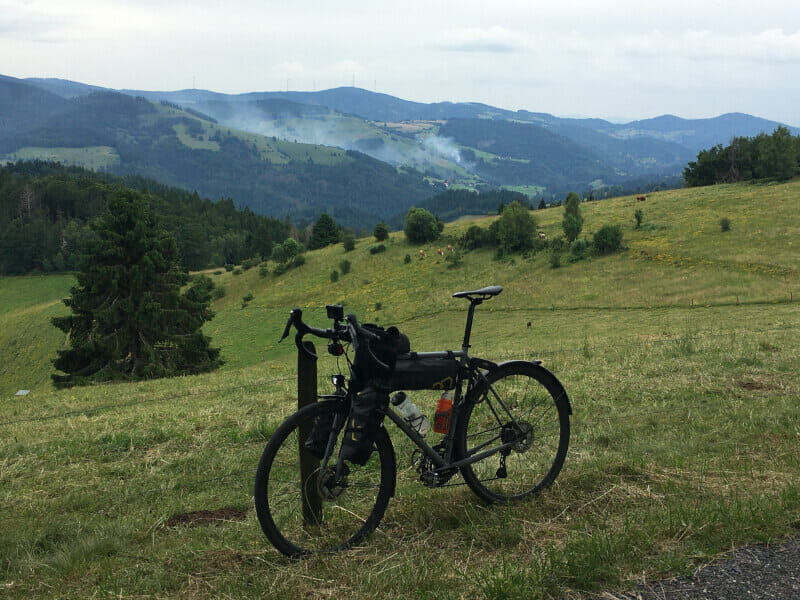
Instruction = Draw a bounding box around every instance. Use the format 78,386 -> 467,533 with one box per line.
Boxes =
277,308 -> 390,370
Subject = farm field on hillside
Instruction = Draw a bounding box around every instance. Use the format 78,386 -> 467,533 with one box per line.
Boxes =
1,180 -> 799,598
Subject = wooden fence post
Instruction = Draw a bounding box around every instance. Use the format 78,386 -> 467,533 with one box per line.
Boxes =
298,341 -> 322,526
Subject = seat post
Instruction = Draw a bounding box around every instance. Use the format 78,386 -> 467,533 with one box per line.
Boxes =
461,298 -> 482,354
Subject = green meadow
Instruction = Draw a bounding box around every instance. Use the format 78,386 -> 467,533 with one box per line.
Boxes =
1,180 -> 799,598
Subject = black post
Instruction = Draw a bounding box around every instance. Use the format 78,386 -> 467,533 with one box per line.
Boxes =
298,341 -> 322,526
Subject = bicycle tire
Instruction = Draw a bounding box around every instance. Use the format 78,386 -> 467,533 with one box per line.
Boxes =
254,401 -> 396,557
456,361 -> 570,504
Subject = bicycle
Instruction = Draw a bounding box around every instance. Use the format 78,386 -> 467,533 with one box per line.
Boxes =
254,285 -> 572,557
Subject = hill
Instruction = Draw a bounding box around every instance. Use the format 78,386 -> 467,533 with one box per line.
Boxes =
1,76 -> 439,228
21,76 -> 799,200
1,180 -> 798,599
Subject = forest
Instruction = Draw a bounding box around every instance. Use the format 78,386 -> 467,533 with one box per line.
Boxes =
683,126 -> 800,186
0,161 -> 289,274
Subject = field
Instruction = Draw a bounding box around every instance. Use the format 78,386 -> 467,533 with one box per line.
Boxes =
1,180 -> 799,598
1,146 -> 120,170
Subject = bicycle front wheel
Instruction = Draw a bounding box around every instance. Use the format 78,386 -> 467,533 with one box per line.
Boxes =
254,401 -> 396,557
456,361 -> 570,504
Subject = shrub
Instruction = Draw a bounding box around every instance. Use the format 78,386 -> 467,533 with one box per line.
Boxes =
720,217 -> 731,232
549,251 -> 561,269
330,270 -> 339,282
224,263 -> 234,272
241,292 -> 254,309
212,270 -> 223,275
373,222 -> 390,241
339,259 -> 351,274
212,285 -> 226,299
369,244 -> 386,255
258,265 -> 269,278
273,263 -> 288,276
634,208 -> 644,229
374,302 -> 382,311
445,248 -> 464,269
342,235 -> 356,252
404,254 -> 411,264
242,257 -> 260,270
232,267 -> 243,275
462,224 -> 489,250
291,254 -> 305,267
498,201 -> 536,253
593,224 -> 623,254
404,207 -> 440,243
568,238 -> 590,262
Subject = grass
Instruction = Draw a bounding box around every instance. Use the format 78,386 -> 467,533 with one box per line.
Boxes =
2,146 -> 120,170
1,180 -> 799,598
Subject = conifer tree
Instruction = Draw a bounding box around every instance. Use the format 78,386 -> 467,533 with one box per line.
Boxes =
307,213 -> 340,249
51,189 -> 221,387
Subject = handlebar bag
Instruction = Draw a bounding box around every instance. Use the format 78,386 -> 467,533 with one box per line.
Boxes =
390,357 -> 460,391
339,385 -> 389,465
352,324 -> 410,383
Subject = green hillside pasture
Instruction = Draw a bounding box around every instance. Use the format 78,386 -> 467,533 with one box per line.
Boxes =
0,275 -> 73,395
2,146 -> 120,170
1,305 -> 798,599
172,123 -> 220,151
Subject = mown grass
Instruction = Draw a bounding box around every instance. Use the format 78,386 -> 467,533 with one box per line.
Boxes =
1,180 -> 799,598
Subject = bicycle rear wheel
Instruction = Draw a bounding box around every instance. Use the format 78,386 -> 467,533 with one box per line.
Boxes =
456,361 -> 570,503
254,401 -> 396,556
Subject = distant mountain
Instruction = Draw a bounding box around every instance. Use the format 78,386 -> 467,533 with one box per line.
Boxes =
2,76 -> 438,228
15,75 -> 800,207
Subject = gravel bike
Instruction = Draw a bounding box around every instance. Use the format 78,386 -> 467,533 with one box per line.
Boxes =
254,286 -> 572,557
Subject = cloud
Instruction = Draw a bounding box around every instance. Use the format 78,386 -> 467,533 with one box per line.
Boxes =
330,60 -> 365,75
276,61 -> 305,76
436,26 -> 528,53
621,28 -> 800,64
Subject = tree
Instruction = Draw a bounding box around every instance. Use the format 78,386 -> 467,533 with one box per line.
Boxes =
497,201 -> 536,253
562,192 -> 583,242
51,189 -> 221,387
307,213 -> 340,250
593,224 -> 623,254
342,234 -> 355,252
404,207 -> 440,243
537,198 -> 547,210
373,221 -> 390,241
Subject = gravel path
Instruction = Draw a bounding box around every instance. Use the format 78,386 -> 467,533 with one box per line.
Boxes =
609,536 -> 800,600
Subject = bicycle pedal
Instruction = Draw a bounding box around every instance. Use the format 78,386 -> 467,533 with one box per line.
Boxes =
495,465 -> 507,479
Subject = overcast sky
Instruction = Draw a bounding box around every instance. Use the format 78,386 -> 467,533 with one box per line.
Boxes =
3,0 -> 800,125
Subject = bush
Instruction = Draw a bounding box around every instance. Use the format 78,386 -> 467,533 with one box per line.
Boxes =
462,224 -> 489,250
549,251 -> 561,269
593,224 -> 623,254
258,265 -> 269,278
291,254 -> 305,267
342,235 -> 356,252
445,248 -> 463,269
212,285 -> 226,299
568,238 -> 590,262
241,292 -> 254,309
404,207 -> 440,243
273,263 -> 288,276
634,208 -> 644,229
330,270 -> 339,282
242,257 -> 260,270
232,267 -> 242,275
369,244 -> 386,255
373,222 -> 390,241
212,270 -> 223,275
224,263 -> 234,272
497,201 -> 536,253
548,236 -> 566,252
404,254 -> 411,264
374,302 -> 382,311
720,217 -> 731,232
339,259 -> 351,274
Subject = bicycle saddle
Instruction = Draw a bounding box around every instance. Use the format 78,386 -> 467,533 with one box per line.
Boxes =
452,285 -> 503,299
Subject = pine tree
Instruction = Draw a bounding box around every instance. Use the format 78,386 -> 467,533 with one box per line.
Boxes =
307,213 -> 340,249
51,189 -> 221,387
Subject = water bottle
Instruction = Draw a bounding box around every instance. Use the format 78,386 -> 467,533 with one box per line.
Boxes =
433,391 -> 453,434
391,392 -> 430,436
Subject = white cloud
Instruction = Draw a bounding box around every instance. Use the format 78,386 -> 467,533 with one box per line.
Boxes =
436,26 -> 528,53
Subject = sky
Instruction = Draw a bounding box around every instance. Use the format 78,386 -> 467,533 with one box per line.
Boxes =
2,0 -> 800,125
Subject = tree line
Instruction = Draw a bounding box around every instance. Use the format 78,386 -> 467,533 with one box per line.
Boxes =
0,161 -> 289,274
683,126 -> 800,186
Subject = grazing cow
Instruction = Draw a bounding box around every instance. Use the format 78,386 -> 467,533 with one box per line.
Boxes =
538,232 -> 547,240
446,244 -> 453,251
437,248 -> 444,256
419,249 -> 426,258
636,195 -> 647,202
526,322 -> 531,328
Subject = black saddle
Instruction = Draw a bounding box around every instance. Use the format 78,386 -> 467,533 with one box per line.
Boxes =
452,285 -> 503,299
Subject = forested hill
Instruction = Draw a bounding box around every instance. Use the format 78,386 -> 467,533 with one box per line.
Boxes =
0,76 -> 439,228
0,162 -> 289,274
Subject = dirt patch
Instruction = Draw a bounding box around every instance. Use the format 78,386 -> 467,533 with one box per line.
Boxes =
166,507 -> 247,528
738,380 -> 774,391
